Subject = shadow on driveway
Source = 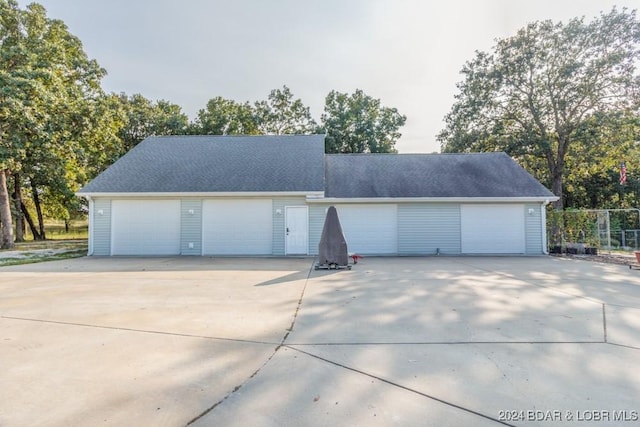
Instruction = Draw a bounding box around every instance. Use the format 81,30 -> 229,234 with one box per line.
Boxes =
2,256 -> 640,426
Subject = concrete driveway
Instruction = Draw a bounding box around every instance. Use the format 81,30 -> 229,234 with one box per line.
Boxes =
0,256 -> 639,426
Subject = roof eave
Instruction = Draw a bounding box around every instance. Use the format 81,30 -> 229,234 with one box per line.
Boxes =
306,196 -> 559,203
77,191 -> 325,199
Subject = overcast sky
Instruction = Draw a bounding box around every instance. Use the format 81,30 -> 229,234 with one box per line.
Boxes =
19,0 -> 639,153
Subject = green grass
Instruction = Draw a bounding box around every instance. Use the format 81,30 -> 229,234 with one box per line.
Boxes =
0,239 -> 88,267
0,218 -> 89,266
11,238 -> 87,250
18,219 -> 88,240
0,248 -> 87,267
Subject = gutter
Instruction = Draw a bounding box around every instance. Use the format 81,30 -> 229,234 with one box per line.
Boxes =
76,191 -> 325,199
306,196 -> 560,204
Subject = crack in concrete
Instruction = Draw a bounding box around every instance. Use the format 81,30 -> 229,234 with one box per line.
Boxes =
608,342 -> 640,350
0,315 -> 275,346
184,258 -> 640,426
185,259 -> 316,426
286,345 -> 516,426
602,303 -> 608,343
287,340 -> 605,346
9,257 -> 635,426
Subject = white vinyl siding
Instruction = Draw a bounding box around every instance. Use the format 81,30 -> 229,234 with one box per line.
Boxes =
398,204 -> 461,255
461,204 -> 525,254
93,199 -> 545,257
308,205 -> 326,256
91,199 -> 112,256
111,200 -> 181,255
335,204 -> 398,254
202,199 -> 273,255
181,199 -> 202,255
525,204 -> 544,254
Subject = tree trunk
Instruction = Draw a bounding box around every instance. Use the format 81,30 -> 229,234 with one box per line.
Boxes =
21,202 -> 41,240
547,139 -> 568,211
13,173 -> 24,242
551,172 -> 563,210
31,182 -> 46,240
0,170 -> 15,249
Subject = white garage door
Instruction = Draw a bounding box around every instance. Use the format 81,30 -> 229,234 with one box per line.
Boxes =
461,204 -> 525,254
335,205 -> 397,254
111,200 -> 181,255
202,199 -> 273,255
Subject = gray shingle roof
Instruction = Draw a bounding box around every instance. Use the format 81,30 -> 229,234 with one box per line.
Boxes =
80,135 -> 554,199
324,152 -> 555,198
79,135 -> 326,193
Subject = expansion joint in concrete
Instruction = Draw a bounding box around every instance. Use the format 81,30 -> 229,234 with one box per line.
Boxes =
286,345 -> 516,427
602,303 -> 608,343
185,259 -> 316,426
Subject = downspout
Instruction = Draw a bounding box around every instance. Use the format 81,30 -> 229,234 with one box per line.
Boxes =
541,199 -> 550,255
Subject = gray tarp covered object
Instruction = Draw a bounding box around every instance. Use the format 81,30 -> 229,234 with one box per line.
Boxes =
318,206 -> 349,267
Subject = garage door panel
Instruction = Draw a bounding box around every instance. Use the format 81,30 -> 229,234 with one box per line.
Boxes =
461,204 -> 525,254
111,200 -> 181,255
202,199 -> 272,255
336,205 -> 397,254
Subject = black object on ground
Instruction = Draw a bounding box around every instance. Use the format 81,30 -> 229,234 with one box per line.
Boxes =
315,206 -> 351,270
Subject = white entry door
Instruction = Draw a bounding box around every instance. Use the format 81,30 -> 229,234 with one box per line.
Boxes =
285,206 -> 308,254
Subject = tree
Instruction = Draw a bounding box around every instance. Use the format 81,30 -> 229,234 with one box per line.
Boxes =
0,172 -> 11,247
0,0 -> 31,248
77,94 -> 127,185
192,96 -> 259,135
321,89 -> 406,153
116,93 -> 189,154
254,85 -> 317,135
563,111 -> 640,208
0,0 -> 111,244
153,100 -> 190,136
438,8 -> 640,209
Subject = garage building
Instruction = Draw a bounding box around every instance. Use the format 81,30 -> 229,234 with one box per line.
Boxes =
78,135 -> 558,256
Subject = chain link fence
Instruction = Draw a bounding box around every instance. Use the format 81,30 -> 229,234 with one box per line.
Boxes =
547,209 -> 640,254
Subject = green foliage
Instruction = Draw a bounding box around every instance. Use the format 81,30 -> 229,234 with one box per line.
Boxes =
438,8 -> 640,209
547,208 -> 640,250
321,89 -> 406,153
192,96 -> 259,135
193,87 -> 407,154
1,0 -> 409,244
254,85 -> 317,135
564,112 -> 640,208
193,86 -> 318,136
547,209 -> 601,247
116,93 -> 189,153
0,0 -> 123,242
78,93 -> 127,179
